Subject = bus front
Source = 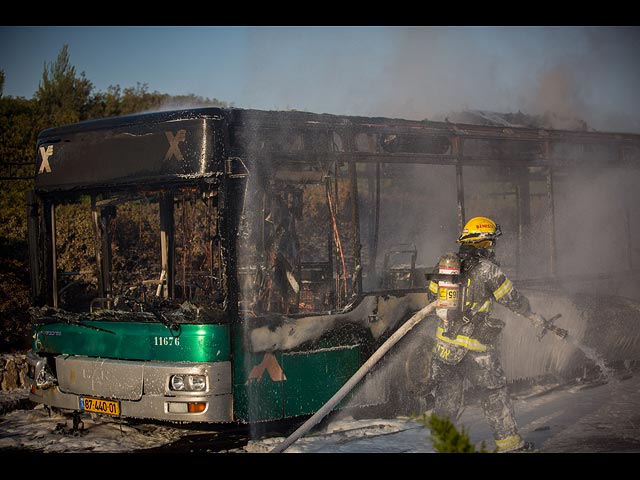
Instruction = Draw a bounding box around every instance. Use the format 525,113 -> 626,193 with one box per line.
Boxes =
25,108 -> 238,423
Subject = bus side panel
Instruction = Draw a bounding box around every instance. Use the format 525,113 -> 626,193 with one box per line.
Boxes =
282,345 -> 361,417
231,325 -> 283,421
232,324 -> 365,422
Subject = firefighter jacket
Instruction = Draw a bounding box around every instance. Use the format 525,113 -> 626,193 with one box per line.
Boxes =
428,245 -> 532,365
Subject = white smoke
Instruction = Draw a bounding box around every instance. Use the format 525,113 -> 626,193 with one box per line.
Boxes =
239,27 -> 640,134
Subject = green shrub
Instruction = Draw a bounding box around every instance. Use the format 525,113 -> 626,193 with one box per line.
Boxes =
415,412 -> 491,453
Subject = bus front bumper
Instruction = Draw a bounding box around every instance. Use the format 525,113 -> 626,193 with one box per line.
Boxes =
25,353 -> 234,423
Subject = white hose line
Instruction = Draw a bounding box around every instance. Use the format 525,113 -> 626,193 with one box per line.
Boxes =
270,300 -> 438,453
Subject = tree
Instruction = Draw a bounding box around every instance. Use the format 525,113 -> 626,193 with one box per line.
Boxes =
88,82 -> 231,120
0,94 -> 37,352
0,44 -> 234,353
35,44 -> 93,128
0,96 -> 37,234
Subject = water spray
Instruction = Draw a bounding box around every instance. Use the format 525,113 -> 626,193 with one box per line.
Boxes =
562,334 -> 612,380
536,313 -> 611,379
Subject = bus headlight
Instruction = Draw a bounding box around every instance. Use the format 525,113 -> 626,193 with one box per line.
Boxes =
169,374 -> 206,391
188,375 -> 206,391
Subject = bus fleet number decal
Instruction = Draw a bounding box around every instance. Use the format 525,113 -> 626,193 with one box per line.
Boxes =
154,336 -> 180,346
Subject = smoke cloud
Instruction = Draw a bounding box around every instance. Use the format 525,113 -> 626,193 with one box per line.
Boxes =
239,27 -> 640,134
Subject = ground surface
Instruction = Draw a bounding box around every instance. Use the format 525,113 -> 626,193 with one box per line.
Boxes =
1,370 -> 638,454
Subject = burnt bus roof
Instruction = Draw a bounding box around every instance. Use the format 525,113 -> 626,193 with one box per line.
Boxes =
34,108 -> 226,193
33,106 -> 442,194
38,108 -> 225,137
34,107 -> 640,194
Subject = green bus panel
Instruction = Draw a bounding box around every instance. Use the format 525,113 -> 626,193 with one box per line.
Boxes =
232,324 -> 284,422
232,351 -> 285,423
232,324 -> 362,422
282,346 -> 361,417
32,322 -> 231,362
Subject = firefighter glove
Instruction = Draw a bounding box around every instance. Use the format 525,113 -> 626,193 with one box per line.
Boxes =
525,312 -> 546,329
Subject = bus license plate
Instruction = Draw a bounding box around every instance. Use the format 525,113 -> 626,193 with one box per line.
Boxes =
80,396 -> 120,416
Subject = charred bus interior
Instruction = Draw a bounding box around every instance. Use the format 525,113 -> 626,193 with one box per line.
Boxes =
25,108 -> 640,424
33,185 -> 224,316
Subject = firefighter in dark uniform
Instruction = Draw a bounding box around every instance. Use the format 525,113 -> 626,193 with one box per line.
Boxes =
426,216 -> 546,452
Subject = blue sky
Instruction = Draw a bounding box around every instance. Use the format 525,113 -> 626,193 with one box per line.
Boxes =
1,26 -> 640,132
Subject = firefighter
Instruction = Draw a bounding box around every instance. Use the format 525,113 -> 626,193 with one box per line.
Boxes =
425,216 -> 545,452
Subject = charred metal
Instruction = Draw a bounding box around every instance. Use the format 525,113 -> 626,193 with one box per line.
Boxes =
24,107 -> 640,423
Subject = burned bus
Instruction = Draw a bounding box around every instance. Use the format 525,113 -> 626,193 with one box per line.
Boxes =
25,107 -> 640,424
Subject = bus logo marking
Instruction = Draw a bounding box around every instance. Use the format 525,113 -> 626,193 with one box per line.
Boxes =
38,145 -> 53,173
246,353 -> 287,383
165,130 -> 186,161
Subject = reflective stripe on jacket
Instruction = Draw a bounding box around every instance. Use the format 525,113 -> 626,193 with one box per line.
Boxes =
461,257 -> 530,318
435,326 -> 488,352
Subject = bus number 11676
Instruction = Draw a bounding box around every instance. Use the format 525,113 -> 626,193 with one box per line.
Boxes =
154,336 -> 180,346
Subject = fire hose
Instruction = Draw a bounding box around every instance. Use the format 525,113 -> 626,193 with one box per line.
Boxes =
270,300 -> 438,453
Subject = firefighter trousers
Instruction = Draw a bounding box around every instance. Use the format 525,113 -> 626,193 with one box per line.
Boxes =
427,348 -> 521,449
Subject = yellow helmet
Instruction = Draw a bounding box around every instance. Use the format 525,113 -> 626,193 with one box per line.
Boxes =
457,216 -> 502,248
